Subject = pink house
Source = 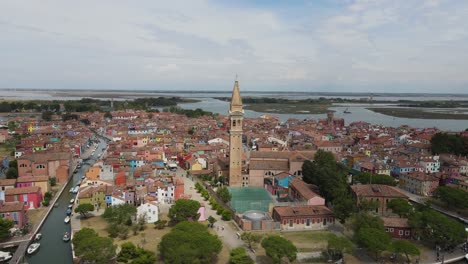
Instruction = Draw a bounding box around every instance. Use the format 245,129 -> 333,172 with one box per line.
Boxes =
5,186 -> 43,210
0,201 -> 27,228
289,178 -> 325,206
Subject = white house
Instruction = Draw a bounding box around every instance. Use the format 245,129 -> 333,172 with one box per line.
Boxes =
111,194 -> 126,207
137,201 -> 159,223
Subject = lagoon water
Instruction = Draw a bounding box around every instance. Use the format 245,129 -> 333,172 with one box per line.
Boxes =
1,90 -> 467,131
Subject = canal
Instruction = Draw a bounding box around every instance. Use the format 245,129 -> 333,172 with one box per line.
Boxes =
26,138 -> 107,264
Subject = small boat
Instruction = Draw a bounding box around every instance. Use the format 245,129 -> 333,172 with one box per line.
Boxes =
81,175 -> 85,180
343,108 -> 351,114
54,202 -> 59,208
69,187 -> 74,193
64,216 -> 70,223
34,233 -> 42,241
68,204 -> 73,209
66,209 -> 72,216
0,251 -> 12,261
27,243 -> 40,254
69,199 -> 75,204
72,186 -> 79,194
63,232 -> 70,242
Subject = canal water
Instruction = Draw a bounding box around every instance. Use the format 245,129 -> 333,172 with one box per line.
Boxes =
26,139 -> 106,264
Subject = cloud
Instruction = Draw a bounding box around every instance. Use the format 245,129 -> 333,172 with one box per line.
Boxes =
0,0 -> 467,92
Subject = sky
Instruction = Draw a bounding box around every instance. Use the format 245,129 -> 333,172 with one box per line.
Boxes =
1,0 -> 468,93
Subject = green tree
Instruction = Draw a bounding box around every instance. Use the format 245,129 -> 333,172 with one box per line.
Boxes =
74,203 -> 95,218
353,172 -> 397,186
391,240 -> 420,263
350,212 -> 384,233
241,232 -> 262,251
159,221 -> 222,264
261,235 -> 297,264
326,235 -> 354,261
434,186 -> 468,208
7,121 -> 17,131
118,242 -> 138,263
217,186 -> 232,203
355,228 -> 390,259
0,217 -> 14,240
102,204 -> 137,225
387,198 -> 412,217
8,160 -> 17,170
221,210 -> 232,221
104,111 -> 113,119
154,220 -> 167,229
207,216 -> 217,228
229,247 -> 254,264
49,177 -> 57,187
168,199 -> 201,225
409,208 -> 465,248
73,228 -> 116,264
332,192 -> 356,223
5,167 -> 18,179
41,111 -> 53,121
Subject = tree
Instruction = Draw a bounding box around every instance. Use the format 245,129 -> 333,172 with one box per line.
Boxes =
387,198 -> 412,217
75,203 -> 95,218
355,228 -> 390,259
49,177 -> 57,187
241,232 -> 262,251
229,247 -> 254,264
41,111 -> 53,121
353,172 -> 397,186
261,235 -> 297,264
168,199 -> 200,225
217,186 -> 232,203
73,228 -> 116,264
117,242 -> 156,264
326,235 -> 354,261
154,220 -> 167,229
0,217 -> 14,240
5,167 -> 18,179
159,221 -> 222,264
104,111 -> 113,119
221,210 -> 232,221
350,212 -> 384,233
332,193 -> 356,223
7,121 -> 17,131
102,204 -> 137,225
391,240 -> 420,263
434,186 -> 468,208
207,216 -> 217,228
8,160 -> 17,170
409,208 -> 465,248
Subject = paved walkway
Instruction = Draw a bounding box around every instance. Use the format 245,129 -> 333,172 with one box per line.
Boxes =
178,169 -> 244,251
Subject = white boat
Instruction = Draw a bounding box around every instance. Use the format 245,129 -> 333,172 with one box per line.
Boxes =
0,251 -> 12,261
63,232 -> 70,242
72,186 -> 79,194
69,187 -> 74,193
34,233 -> 42,241
27,243 -> 40,254
69,199 -> 75,204
64,216 -> 70,223
68,204 -> 73,209
81,175 -> 85,180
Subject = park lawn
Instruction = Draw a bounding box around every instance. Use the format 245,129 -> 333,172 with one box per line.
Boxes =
281,230 -> 336,251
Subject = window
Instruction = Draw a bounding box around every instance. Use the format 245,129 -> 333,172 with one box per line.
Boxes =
306,219 -> 310,226
399,230 -> 403,236
36,164 -> 46,169
405,230 -> 410,236
289,220 -> 293,227
389,228 -> 394,232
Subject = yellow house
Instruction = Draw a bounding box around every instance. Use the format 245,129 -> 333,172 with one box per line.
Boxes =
77,185 -> 107,210
365,150 -> 371,157
16,176 -> 50,196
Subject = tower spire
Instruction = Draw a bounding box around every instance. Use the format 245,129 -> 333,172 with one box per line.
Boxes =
230,80 -> 243,113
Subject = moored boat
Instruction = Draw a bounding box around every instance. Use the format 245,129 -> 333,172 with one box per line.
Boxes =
27,243 -> 40,254
63,232 -> 70,242
66,209 -> 72,216
0,251 -> 12,261
69,198 -> 75,204
64,216 -> 70,223
34,233 -> 42,241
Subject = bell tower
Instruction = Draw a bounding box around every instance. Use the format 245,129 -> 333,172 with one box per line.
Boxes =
228,80 -> 244,187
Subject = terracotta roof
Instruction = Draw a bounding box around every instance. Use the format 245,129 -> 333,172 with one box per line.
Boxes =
351,184 -> 408,198
249,160 -> 289,171
5,186 -> 41,195
16,176 -> 49,183
0,179 -> 17,186
289,178 -> 322,200
0,202 -> 24,212
382,217 -> 410,228
273,205 -> 333,217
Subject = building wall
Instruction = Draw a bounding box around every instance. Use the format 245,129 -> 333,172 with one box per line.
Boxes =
385,226 -> 412,239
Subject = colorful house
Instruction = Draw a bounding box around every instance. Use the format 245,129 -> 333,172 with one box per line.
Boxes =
16,176 -> 50,196
5,186 -> 43,210
77,185 -> 107,210
0,201 -> 27,228
382,217 -> 412,239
